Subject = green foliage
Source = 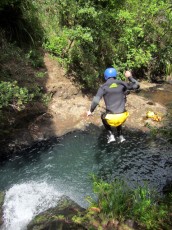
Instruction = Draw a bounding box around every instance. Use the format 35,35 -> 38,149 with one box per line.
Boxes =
0,32 -> 22,63
0,35 -> 49,113
90,175 -> 132,221
165,62 -> 172,76
145,122 -> 159,137
80,176 -> 170,229
0,0 -> 18,8
43,31 -> 68,58
41,93 -> 53,106
25,49 -> 44,68
0,81 -> 33,110
132,184 -> 167,229
1,0 -> 172,88
30,0 -> 172,89
145,112 -> 172,142
0,0 -> 43,45
35,71 -> 46,79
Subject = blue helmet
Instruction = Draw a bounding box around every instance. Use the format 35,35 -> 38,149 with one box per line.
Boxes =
104,68 -> 117,80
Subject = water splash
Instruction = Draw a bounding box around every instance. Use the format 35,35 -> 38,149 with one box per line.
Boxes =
2,181 -> 61,230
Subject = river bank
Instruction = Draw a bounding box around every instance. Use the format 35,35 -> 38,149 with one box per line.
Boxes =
0,53 -> 171,157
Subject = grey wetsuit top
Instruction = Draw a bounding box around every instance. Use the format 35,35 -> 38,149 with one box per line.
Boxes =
90,77 -> 140,114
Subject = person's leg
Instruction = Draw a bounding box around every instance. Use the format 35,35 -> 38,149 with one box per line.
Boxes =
116,125 -> 122,137
101,113 -> 113,133
101,113 -> 116,143
116,125 -> 126,143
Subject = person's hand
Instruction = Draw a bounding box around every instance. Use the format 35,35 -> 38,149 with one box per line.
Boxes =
87,110 -> 92,116
125,70 -> 132,78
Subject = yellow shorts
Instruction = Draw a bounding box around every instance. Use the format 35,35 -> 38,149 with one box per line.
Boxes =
105,111 -> 129,127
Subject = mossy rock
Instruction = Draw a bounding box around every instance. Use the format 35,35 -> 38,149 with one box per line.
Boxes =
0,191 -> 5,226
27,196 -> 87,230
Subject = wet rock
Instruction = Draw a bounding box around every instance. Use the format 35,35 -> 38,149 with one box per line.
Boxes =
163,180 -> 172,195
27,196 -> 86,230
28,113 -> 54,141
53,85 -> 79,99
166,75 -> 172,84
126,93 -> 167,130
0,191 -> 5,227
123,219 -> 143,230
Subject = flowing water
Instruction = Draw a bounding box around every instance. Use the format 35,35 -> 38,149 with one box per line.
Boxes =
0,84 -> 172,230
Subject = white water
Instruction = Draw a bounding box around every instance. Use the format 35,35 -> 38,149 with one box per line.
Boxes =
2,181 -> 61,230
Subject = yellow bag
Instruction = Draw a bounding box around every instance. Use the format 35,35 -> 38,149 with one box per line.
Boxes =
105,111 -> 129,127
146,111 -> 162,122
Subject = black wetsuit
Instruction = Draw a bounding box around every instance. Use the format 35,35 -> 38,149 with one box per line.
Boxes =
90,76 -> 140,136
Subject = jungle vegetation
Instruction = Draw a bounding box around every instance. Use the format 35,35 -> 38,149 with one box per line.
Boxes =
0,0 -> 172,110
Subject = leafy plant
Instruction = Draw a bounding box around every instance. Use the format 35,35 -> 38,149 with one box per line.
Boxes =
35,71 -> 46,78
41,92 -> 53,106
25,49 -> 44,68
1,0 -> 172,89
0,81 -> 33,110
77,176 -> 170,229
90,175 -> 132,221
165,61 -> 172,76
132,184 -> 168,229
32,0 -> 172,88
0,0 -> 43,45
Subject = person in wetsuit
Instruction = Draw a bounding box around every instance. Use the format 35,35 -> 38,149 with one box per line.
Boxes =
87,68 -> 140,143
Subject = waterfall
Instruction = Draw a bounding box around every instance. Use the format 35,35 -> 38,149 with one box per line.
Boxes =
2,181 -> 61,230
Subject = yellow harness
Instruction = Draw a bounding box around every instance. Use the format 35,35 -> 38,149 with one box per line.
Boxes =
105,111 -> 129,127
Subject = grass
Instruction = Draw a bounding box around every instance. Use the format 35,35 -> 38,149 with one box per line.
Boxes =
73,176 -> 172,230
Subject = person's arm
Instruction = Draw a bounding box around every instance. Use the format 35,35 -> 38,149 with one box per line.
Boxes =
87,86 -> 104,116
124,71 -> 140,90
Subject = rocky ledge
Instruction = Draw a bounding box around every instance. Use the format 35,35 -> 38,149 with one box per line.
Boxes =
27,196 -> 86,230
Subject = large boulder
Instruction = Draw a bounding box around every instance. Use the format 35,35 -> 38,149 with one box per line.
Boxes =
27,196 -> 86,230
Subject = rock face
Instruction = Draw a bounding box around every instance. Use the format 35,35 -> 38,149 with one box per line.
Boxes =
125,93 -> 167,130
27,196 -> 86,230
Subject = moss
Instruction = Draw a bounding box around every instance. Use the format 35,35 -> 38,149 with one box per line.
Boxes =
0,191 -> 5,226
33,215 -> 47,224
0,192 -> 5,206
27,196 -> 86,230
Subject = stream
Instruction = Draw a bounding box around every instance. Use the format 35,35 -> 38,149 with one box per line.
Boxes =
0,84 -> 172,230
